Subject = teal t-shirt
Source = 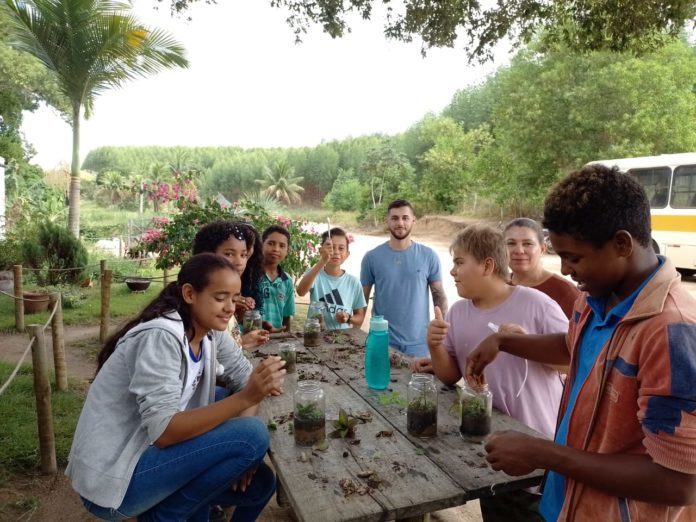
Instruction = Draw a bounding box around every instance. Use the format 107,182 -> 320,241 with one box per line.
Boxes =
260,268 -> 295,328
307,269 -> 367,330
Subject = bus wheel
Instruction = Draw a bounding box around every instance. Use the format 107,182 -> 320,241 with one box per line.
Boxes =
651,239 -> 659,254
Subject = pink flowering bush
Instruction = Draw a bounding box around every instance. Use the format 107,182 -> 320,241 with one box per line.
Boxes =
129,198 -> 321,277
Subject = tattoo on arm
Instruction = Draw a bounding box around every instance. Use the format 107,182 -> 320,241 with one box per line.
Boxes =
430,282 -> 448,315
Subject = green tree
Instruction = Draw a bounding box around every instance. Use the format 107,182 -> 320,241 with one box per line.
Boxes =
165,0 -> 695,61
4,0 -> 189,236
95,170 -> 127,205
359,144 -> 415,225
257,160 -> 305,205
323,168 -> 362,212
418,118 -> 493,214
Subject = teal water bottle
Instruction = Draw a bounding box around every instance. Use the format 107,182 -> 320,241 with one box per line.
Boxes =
365,315 -> 390,389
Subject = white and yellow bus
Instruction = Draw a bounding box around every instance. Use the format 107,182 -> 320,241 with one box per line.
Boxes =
592,153 -> 696,276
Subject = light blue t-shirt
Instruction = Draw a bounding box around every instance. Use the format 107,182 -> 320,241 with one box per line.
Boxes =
306,269 -> 367,331
360,241 -> 442,357
539,258 -> 663,521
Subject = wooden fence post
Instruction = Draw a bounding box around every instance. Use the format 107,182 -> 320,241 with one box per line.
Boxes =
100,259 -> 107,276
28,324 -> 57,475
49,293 -> 67,391
14,264 -> 24,332
100,269 -> 112,344
163,268 -> 171,287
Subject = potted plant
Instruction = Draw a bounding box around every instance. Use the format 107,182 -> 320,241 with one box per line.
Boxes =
406,377 -> 438,438
278,344 -> 297,374
303,317 -> 321,347
22,287 -> 50,314
459,393 -> 492,442
125,277 -> 151,292
293,401 -> 326,446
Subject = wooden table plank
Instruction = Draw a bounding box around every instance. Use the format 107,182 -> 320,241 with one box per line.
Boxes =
304,329 -> 544,498
254,338 -> 466,522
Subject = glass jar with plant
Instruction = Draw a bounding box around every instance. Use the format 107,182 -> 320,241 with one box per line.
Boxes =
303,317 -> 321,347
307,301 -> 326,331
406,374 -> 438,438
278,343 -> 297,374
293,381 -> 326,446
459,382 -> 492,442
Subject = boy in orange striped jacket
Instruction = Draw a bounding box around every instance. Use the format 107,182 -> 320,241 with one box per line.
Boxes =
467,164 -> 696,521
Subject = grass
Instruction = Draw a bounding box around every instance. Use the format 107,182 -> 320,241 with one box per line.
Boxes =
0,362 -> 87,472
0,283 -> 161,332
80,200 -> 157,229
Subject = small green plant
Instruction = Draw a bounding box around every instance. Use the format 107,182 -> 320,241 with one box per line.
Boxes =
378,391 -> 408,407
328,332 -> 349,344
296,402 -> 324,421
329,408 -> 359,439
408,386 -> 435,411
461,395 -> 487,416
266,419 -> 278,431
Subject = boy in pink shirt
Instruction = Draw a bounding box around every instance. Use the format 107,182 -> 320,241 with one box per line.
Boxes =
423,224 -> 568,521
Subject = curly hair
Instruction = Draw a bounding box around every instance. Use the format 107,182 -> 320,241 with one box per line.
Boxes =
193,221 -> 264,312
542,164 -> 651,248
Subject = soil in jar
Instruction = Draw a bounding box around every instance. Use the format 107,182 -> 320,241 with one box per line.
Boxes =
407,403 -> 438,438
459,396 -> 491,442
304,330 -> 321,347
294,414 -> 326,446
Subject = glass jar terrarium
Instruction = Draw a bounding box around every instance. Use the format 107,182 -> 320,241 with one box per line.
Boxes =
459,382 -> 492,442
242,309 -> 262,333
406,374 -> 438,438
307,301 -> 326,331
278,343 -> 296,374
293,380 -> 326,446
303,317 -> 321,347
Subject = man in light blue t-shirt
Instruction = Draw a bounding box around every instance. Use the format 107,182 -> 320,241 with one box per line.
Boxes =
360,200 -> 448,357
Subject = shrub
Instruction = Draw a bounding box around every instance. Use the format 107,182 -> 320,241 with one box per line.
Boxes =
0,239 -> 23,270
130,197 -> 321,279
21,222 -> 89,285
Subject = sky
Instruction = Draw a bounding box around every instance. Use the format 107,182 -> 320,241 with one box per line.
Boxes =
20,0 -> 510,170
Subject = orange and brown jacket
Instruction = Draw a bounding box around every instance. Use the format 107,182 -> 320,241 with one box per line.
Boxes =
556,259 -> 696,521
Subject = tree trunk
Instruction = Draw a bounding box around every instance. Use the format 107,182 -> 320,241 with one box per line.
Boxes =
67,104 -> 81,237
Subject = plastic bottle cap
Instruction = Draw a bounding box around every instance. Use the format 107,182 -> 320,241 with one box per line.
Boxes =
369,316 -> 389,332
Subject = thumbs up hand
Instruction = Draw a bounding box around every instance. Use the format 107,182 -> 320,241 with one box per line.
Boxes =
427,306 -> 449,351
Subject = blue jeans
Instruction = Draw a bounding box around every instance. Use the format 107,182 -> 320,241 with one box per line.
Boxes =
82,416 -> 275,521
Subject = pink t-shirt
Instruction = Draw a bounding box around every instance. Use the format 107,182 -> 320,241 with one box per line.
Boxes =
444,285 -> 568,439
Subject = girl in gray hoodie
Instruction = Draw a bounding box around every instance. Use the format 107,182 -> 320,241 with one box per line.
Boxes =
66,253 -> 285,521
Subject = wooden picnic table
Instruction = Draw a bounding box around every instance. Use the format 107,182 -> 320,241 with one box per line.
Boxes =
252,328 -> 544,522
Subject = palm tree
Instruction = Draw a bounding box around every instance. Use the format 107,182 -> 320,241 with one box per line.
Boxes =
95,170 -> 126,205
256,160 -> 305,205
4,0 -> 189,236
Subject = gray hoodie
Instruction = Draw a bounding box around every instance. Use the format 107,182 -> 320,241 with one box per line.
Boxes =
65,313 -> 252,509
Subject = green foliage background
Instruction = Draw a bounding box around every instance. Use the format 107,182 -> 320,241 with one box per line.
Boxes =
75,38 -> 696,220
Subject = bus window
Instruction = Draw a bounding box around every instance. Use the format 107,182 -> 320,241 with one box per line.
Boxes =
628,167 -> 670,208
671,165 -> 696,209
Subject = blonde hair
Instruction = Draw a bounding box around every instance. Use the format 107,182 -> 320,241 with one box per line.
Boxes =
450,224 -> 510,280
